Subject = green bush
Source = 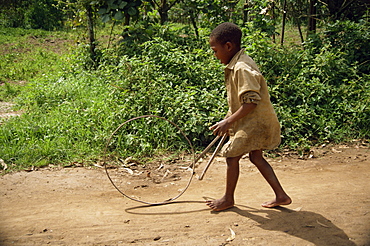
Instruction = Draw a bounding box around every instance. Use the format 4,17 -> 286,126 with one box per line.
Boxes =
0,0 -> 63,30
236,22 -> 369,151
322,20 -> 370,75
0,37 -> 225,168
117,22 -> 206,57
242,25 -> 370,150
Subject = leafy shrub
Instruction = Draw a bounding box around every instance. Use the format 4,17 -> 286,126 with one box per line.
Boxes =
104,38 -> 226,145
0,0 -> 64,30
24,0 -> 64,30
117,22 -> 205,57
242,26 -> 369,150
318,20 -> 369,75
0,36 -> 225,168
0,23 -> 368,170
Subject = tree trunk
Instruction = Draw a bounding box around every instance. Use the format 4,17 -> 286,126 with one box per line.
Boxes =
307,0 -> 317,36
271,0 -> 275,43
189,10 -> 199,38
125,13 -> 130,26
86,3 -> 96,68
297,17 -> 304,44
290,2 -> 304,44
281,0 -> 287,45
159,0 -> 169,24
243,0 -> 249,25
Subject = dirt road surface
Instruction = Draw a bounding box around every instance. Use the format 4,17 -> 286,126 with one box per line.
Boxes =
1,145 -> 369,246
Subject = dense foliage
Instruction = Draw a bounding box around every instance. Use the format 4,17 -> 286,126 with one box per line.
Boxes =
0,0 -> 63,29
0,1 -> 369,170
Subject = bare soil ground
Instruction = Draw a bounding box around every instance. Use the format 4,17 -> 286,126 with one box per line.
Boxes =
1,144 -> 369,246
0,102 -> 23,123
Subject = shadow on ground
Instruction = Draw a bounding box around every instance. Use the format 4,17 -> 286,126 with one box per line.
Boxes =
126,201 -> 355,246
231,206 -> 355,246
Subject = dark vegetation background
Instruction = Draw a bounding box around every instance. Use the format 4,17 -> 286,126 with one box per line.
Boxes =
0,0 -> 369,170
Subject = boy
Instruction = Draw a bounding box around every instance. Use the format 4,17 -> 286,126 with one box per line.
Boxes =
206,22 -> 291,211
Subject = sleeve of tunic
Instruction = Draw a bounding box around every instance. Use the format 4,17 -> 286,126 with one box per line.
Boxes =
234,67 -> 262,105
241,91 -> 261,104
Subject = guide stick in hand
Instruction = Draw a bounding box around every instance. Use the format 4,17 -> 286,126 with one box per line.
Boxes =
198,134 -> 227,180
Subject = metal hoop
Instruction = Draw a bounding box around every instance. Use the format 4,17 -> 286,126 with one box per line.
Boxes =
104,115 -> 196,205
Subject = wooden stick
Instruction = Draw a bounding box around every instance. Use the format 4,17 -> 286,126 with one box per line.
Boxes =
198,134 -> 227,180
194,135 -> 221,164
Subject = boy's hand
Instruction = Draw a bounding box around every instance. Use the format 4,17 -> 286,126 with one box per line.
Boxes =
210,103 -> 256,136
210,119 -> 231,136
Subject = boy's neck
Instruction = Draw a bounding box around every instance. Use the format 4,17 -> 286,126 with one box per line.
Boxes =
228,47 -> 241,62
232,47 -> 241,56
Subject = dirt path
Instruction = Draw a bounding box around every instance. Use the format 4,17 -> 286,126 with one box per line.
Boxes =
1,145 -> 369,246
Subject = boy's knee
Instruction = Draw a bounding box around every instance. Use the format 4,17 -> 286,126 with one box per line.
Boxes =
249,155 -> 258,165
249,151 -> 264,165
226,156 -> 241,166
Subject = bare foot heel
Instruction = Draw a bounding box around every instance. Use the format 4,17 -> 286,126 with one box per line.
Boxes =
206,197 -> 234,211
261,196 -> 292,208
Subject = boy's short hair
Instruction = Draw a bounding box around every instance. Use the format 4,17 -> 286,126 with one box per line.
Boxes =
210,22 -> 242,47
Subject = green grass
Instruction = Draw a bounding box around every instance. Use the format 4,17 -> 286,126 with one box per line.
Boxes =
0,28 -> 75,102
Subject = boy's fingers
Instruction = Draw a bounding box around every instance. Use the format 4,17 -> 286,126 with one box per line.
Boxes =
213,128 -> 225,136
211,127 -> 218,135
209,124 -> 218,130
211,126 -> 221,136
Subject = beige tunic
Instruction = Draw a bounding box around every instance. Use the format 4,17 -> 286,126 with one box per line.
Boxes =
221,49 -> 281,157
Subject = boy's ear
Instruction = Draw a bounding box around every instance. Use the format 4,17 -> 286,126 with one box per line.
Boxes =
225,41 -> 234,51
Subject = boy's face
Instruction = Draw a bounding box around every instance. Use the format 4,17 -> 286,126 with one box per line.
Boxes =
209,37 -> 234,65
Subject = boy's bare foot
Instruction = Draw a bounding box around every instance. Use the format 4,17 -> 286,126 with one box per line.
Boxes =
261,196 -> 292,208
206,197 -> 234,211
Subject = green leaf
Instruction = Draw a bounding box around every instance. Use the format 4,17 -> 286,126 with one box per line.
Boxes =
127,7 -> 137,16
109,3 -> 119,9
119,1 -> 128,8
101,14 -> 111,23
114,11 -> 124,20
98,8 -> 107,15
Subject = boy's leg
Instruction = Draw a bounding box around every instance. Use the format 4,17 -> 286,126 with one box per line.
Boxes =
249,150 -> 292,208
206,155 -> 242,211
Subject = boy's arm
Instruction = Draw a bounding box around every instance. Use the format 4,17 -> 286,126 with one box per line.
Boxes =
210,103 -> 256,136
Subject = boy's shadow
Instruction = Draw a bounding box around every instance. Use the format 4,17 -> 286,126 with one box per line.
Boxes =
229,206 -> 355,246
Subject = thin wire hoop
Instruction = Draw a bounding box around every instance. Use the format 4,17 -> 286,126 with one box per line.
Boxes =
104,115 -> 196,205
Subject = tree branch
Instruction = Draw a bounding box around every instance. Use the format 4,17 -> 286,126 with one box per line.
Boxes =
168,0 -> 182,10
341,0 -> 357,11
316,0 -> 328,7
337,0 -> 357,17
149,0 -> 159,9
